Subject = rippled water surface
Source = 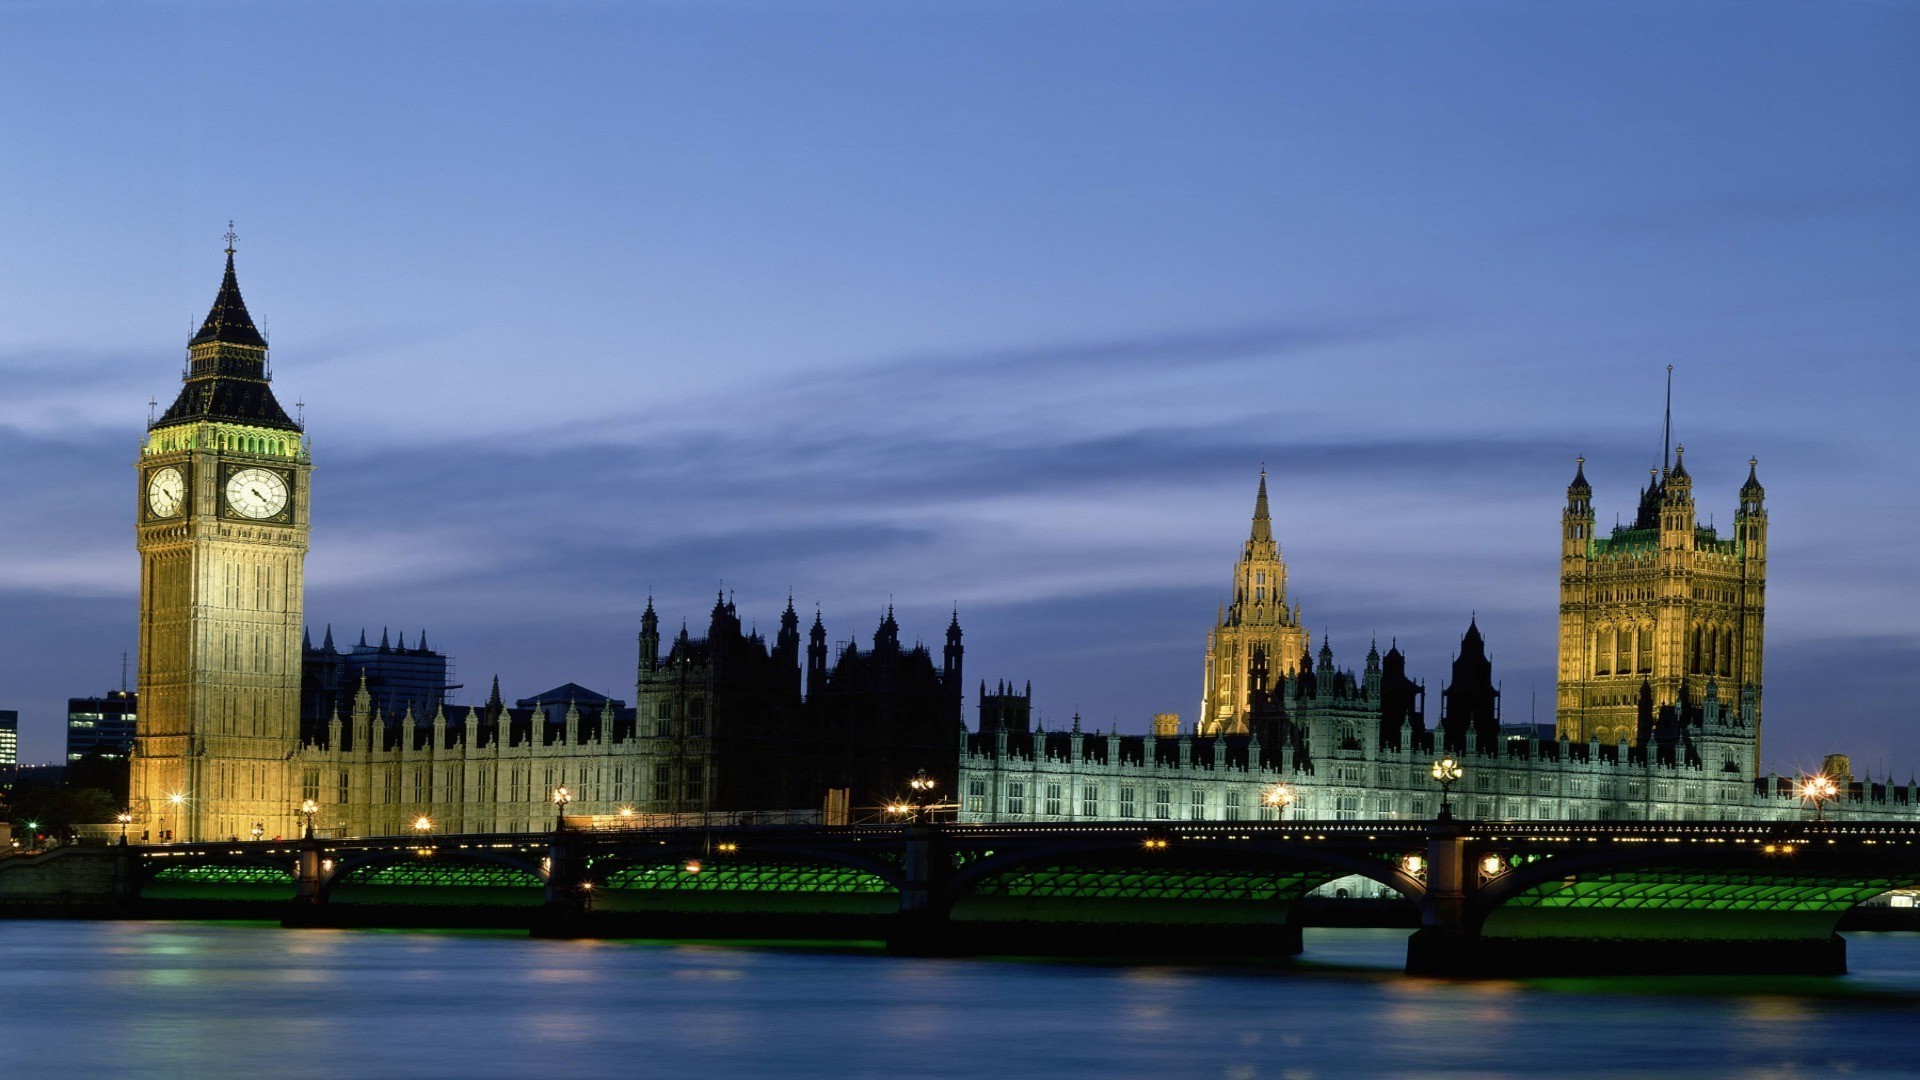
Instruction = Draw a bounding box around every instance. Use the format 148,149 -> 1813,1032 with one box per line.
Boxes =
3,922 -> 1919,1078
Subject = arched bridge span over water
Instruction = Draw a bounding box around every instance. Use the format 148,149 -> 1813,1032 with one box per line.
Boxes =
108,819 -> 1920,975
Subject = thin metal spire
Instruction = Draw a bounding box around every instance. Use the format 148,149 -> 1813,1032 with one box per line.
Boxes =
1662,363 -> 1674,475
223,220 -> 238,255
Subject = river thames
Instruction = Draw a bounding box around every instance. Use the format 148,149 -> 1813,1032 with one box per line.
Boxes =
4,922 -> 1919,1078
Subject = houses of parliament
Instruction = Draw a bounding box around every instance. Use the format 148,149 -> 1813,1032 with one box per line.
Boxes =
128,243 -> 1914,841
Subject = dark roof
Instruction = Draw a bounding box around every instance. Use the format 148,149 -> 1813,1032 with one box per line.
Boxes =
153,251 -> 300,433
190,252 -> 268,347
155,377 -> 299,431
519,683 -> 622,707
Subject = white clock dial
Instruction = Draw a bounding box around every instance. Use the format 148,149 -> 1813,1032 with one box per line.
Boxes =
147,466 -> 185,518
225,467 -> 289,519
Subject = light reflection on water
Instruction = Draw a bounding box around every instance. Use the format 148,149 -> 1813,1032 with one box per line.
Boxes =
0,922 -> 1918,1078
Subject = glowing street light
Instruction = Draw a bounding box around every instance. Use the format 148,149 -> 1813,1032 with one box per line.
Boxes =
115,810 -> 132,847
250,822 -> 265,842
552,786 -> 573,832
165,792 -> 186,843
1798,774 -> 1840,822
412,815 -> 433,836
900,770 -> 939,823
1263,784 -> 1294,820
1431,758 -> 1464,820
299,799 -> 319,840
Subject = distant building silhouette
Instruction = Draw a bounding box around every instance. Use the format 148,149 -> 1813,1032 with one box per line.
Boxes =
301,627 -> 453,741
66,691 -> 137,761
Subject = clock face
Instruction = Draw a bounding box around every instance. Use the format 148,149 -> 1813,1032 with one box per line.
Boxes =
225,467 -> 289,520
146,466 -> 186,518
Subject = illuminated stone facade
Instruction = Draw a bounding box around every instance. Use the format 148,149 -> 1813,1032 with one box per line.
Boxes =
285,598 -> 963,837
961,460 -> 1914,825
131,245 -> 311,842
1556,449 -> 1768,769
1199,471 -> 1309,736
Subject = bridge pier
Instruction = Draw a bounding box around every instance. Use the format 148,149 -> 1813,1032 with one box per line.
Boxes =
888,826 -> 953,955
533,833 -> 590,938
293,844 -> 324,904
1406,819 -> 1472,976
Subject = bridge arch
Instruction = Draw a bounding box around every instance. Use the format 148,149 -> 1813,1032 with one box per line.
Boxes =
320,847 -> 549,905
141,855 -> 296,901
1461,840 -> 1920,944
944,836 -> 1426,919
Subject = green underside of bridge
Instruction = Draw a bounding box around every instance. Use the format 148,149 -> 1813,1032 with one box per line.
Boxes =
332,861 -> 547,906
146,865 -> 294,901
955,865 -> 1333,924
1484,871 -> 1905,941
589,863 -> 898,915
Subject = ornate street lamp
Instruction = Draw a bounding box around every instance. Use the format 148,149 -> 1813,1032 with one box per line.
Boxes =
551,786 -> 573,832
250,822 -> 265,842
115,810 -> 131,847
1263,783 -> 1294,820
1430,757 -> 1464,820
166,792 -> 186,843
412,815 -> 433,837
907,771 -> 937,822
1798,773 -> 1839,822
299,799 -> 319,840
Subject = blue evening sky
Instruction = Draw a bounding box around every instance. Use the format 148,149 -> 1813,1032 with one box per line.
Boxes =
0,2 -> 1914,775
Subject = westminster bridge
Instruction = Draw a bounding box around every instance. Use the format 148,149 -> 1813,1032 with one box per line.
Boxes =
4,818 -> 1918,975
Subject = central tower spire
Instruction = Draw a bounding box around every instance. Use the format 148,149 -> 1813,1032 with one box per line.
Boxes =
1199,468 -> 1310,737
1251,466 -> 1273,544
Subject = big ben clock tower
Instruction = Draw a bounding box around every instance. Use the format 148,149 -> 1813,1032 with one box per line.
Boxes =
131,231 -> 311,842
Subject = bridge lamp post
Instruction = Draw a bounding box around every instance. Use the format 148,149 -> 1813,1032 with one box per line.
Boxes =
1430,758 -> 1464,821
552,787 -> 573,832
908,771 -> 937,823
413,815 -> 433,837
115,811 -> 131,847
166,792 -> 186,844
1263,784 -> 1294,821
1799,774 -> 1839,822
299,799 -> 319,840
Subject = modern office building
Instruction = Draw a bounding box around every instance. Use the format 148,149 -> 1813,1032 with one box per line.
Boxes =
66,692 -> 138,761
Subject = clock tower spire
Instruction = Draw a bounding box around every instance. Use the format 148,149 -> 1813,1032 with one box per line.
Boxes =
131,232 -> 312,842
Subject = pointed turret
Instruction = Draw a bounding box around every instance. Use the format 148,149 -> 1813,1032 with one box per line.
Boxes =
806,607 -> 828,699
638,596 -> 661,673
154,236 -> 299,431
322,624 -> 335,652
943,607 -> 964,690
1251,467 -> 1273,544
192,247 -> 268,349
1741,457 -> 1764,501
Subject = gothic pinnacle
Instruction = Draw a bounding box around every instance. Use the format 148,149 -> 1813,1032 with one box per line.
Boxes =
1250,467 -> 1273,544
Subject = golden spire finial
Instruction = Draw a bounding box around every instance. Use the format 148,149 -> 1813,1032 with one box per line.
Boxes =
223,220 -> 238,255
